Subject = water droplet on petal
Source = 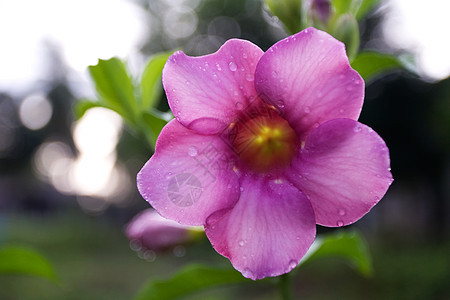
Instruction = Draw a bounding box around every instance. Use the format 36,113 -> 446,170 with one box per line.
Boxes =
304,106 -> 311,114
288,260 -> 298,270
339,108 -> 344,114
242,268 -> 252,278
235,102 -> 243,110
216,63 -> 222,71
338,208 -> 346,216
245,73 -> 254,81
355,80 -> 361,85
229,61 -> 237,71
337,220 -> 344,227
243,52 -> 247,59
271,70 -> 278,78
240,186 -> 244,192
353,125 -> 362,132
276,99 -> 285,108
188,146 -> 198,157
238,240 -> 245,247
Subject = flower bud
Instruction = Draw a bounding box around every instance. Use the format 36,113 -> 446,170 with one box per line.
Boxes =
309,0 -> 332,27
264,0 -> 303,34
126,209 -> 202,253
330,13 -> 360,62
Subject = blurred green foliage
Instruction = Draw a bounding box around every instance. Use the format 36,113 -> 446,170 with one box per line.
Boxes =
0,245 -> 58,282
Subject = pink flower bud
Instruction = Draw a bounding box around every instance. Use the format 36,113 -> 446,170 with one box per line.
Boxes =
126,209 -> 200,252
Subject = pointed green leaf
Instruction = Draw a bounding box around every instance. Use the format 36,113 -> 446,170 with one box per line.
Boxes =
88,57 -> 137,121
0,245 -> 58,282
134,264 -> 251,300
351,51 -> 414,82
140,52 -> 173,110
300,231 -> 372,277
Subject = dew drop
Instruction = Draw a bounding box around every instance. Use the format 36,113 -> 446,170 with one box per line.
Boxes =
245,73 -> 254,81
185,80 -> 190,85
242,268 -> 252,278
277,99 -> 285,108
355,80 -> 361,85
240,186 -> 244,192
229,61 -> 237,71
243,52 -> 248,59
271,70 -> 278,78
339,108 -> 344,114
216,63 -> 222,71
353,125 -> 362,132
337,220 -> 344,227
238,240 -> 245,247
304,106 -> 311,114
235,102 -> 243,110
338,208 -> 346,216
188,146 -> 198,157
288,260 -> 298,270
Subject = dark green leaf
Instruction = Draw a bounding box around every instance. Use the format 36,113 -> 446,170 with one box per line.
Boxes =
88,57 -> 137,121
0,245 -> 57,282
356,0 -> 381,20
134,264 -> 251,300
300,231 -> 372,277
141,110 -> 170,149
351,51 -> 410,82
140,52 -> 172,110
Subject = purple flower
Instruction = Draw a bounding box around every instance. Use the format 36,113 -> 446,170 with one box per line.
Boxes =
126,209 -> 194,252
137,27 -> 393,280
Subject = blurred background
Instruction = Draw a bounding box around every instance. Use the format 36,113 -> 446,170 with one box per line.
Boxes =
0,0 -> 449,299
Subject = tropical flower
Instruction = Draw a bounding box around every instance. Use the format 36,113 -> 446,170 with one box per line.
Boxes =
137,27 -> 393,280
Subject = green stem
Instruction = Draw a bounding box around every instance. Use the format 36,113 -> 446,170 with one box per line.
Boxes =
278,273 -> 293,300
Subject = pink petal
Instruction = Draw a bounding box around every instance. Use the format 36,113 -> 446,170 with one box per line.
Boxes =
163,40 -> 264,135
254,27 -> 364,141
286,118 -> 393,227
205,176 -> 316,280
137,120 -> 240,226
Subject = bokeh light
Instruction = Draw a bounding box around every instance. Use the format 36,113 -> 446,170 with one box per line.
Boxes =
19,94 -> 53,130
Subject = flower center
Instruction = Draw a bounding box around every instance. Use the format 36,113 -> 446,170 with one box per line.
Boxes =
232,107 -> 297,173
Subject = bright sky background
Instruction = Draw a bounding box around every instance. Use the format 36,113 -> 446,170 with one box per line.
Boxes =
0,0 -> 147,95
382,0 -> 450,81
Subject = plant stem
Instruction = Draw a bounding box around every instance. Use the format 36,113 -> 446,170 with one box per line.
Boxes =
279,273 -> 293,300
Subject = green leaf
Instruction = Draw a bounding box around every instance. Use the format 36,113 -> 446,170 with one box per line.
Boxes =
331,0 -> 362,16
141,110 -> 170,149
73,99 -> 105,120
356,0 -> 381,20
140,52 -> 173,110
134,264 -> 251,300
88,57 -> 137,122
264,0 -> 303,34
351,51 -> 410,82
0,245 -> 58,282
300,231 -> 373,277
